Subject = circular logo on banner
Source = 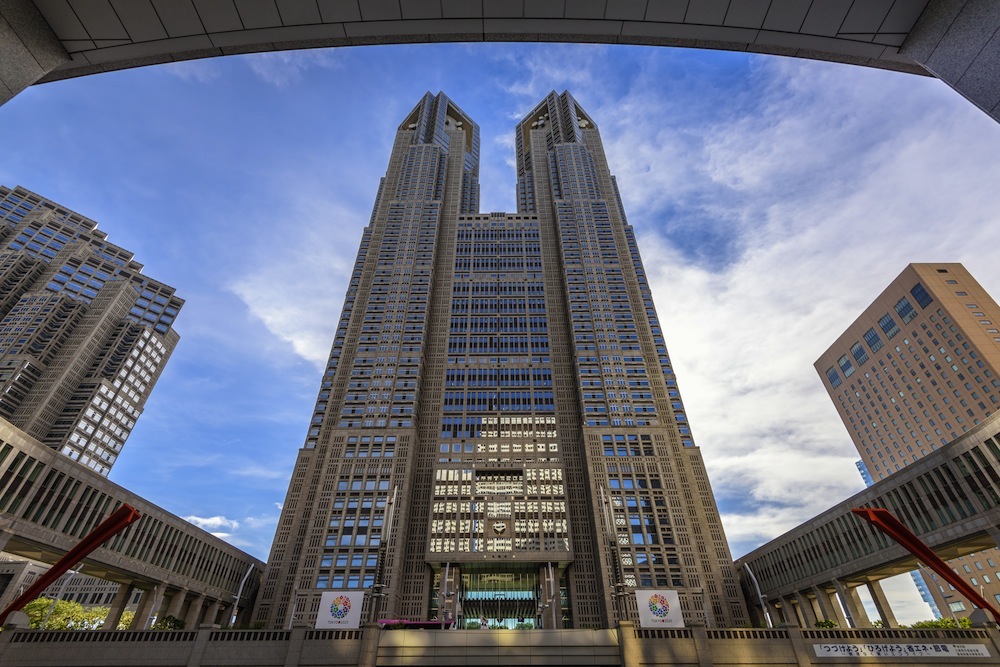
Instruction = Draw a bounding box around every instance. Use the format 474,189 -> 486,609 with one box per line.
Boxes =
330,595 -> 352,619
648,594 -> 670,618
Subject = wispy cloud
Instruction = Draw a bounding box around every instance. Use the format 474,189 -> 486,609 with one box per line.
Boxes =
243,50 -> 343,87
606,56 -> 1000,561
185,514 -> 240,531
160,60 -> 222,84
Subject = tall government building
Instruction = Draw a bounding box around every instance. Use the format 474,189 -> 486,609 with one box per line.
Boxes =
255,92 -> 747,629
816,263 -> 1000,618
0,185 -> 182,477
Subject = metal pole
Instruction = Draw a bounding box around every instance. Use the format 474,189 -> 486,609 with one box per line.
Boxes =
230,564 -> 255,628
743,563 -> 773,628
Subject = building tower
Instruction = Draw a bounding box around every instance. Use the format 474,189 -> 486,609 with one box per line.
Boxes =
255,92 -> 747,629
816,263 -> 1000,619
0,185 -> 182,476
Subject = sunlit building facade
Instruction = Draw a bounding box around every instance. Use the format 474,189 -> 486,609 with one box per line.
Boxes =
817,263 -> 1000,619
0,186 -> 182,476
256,92 -> 746,629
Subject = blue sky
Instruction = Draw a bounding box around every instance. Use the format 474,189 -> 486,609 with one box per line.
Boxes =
3,43 -> 1000,623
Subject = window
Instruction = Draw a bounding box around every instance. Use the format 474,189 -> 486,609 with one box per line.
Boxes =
948,601 -> 967,612
910,283 -> 933,308
864,328 -> 884,353
894,297 -> 916,324
826,367 -> 842,389
879,314 -> 900,339
851,342 -> 869,366
838,355 -> 855,377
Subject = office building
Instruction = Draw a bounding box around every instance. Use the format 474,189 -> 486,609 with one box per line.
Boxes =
816,262 -> 1000,618
255,92 -> 747,629
0,185 -> 182,476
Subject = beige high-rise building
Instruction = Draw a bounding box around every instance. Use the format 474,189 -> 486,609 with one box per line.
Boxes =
0,185 -> 182,476
816,262 -> 1000,619
254,92 -> 747,630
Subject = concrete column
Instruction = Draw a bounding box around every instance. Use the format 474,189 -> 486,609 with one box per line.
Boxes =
202,599 -> 221,627
358,622 -> 380,667
689,622 -> 714,667
901,0 -> 1000,124
834,580 -> 871,628
102,583 -> 134,630
782,596 -> 804,627
783,626 -> 816,667
0,0 -> 70,106
811,587 -> 835,626
131,586 -> 163,630
866,579 -> 898,627
184,594 -> 206,629
823,587 -> 850,628
185,625 -> 214,667
765,600 -> 781,628
165,590 -> 187,624
794,591 -> 817,627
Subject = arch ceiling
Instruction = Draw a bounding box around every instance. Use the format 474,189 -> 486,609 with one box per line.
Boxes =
3,1 -> 1000,123
31,0 -> 932,82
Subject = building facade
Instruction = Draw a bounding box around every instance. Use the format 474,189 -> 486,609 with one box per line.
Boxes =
816,263 -> 1000,619
255,92 -> 747,630
0,185 -> 182,476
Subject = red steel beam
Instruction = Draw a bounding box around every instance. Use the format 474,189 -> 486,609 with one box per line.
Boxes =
852,507 -> 1000,624
0,503 -> 141,625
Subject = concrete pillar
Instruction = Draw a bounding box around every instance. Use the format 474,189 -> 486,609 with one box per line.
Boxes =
202,599 -> 221,628
689,622 -> 715,667
766,599 -> 782,628
165,590 -> 187,625
834,580 -> 871,628
901,0 -> 1000,124
102,583 -> 134,630
0,0 -> 70,106
783,596 -> 804,627
131,586 -> 163,630
358,622 -> 380,667
866,579 -> 898,627
811,587 -> 835,626
794,591 -> 817,627
824,587 -> 850,628
184,594 -> 206,630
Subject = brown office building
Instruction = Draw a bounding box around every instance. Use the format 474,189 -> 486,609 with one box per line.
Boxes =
816,263 -> 1000,619
254,92 -> 748,630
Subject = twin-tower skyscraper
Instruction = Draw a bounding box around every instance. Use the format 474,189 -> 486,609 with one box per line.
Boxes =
255,92 -> 747,629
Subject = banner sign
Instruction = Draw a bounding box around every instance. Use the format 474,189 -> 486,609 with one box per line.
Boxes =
813,643 -> 991,658
635,590 -> 684,628
316,591 -> 365,629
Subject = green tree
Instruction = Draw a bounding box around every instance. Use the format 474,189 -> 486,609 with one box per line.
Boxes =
905,617 -> 972,629
22,598 -> 105,630
151,615 -> 185,630
814,619 -> 837,628
116,610 -> 136,630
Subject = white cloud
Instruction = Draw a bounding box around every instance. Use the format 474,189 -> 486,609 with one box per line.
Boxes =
185,514 -> 240,531
228,190 -> 364,367
160,60 -> 222,83
602,56 -> 1000,562
243,50 -> 342,87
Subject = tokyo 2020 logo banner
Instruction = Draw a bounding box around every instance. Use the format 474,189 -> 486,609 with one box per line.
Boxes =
316,591 -> 365,629
636,590 -> 684,628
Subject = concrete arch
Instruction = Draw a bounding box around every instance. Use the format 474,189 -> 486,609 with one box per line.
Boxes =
2,1 -> 1000,123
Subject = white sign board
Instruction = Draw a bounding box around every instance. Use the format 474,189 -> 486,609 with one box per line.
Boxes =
635,590 -> 684,628
315,591 -> 365,629
813,643 -> 991,659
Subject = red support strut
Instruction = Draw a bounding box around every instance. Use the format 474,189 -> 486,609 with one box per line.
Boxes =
852,507 -> 1000,624
0,503 -> 141,625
